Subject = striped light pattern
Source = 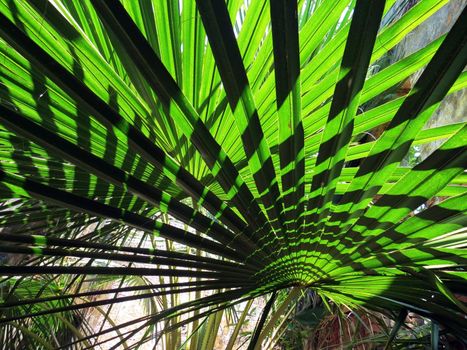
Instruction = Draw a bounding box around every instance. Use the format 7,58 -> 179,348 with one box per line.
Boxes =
0,0 -> 466,347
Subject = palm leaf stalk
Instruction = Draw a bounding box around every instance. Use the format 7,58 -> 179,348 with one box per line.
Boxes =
0,0 -> 466,348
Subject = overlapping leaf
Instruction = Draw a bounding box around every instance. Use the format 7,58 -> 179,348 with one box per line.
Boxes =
0,0 -> 466,348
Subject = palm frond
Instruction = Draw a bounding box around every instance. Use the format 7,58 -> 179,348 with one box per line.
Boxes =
0,0 -> 466,348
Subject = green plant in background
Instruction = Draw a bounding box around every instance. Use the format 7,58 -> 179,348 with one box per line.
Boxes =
0,0 -> 466,349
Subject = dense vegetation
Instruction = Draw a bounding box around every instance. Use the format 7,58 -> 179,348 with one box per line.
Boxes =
0,0 -> 466,348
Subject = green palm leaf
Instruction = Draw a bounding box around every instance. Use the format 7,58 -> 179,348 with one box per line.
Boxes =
0,0 -> 466,348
